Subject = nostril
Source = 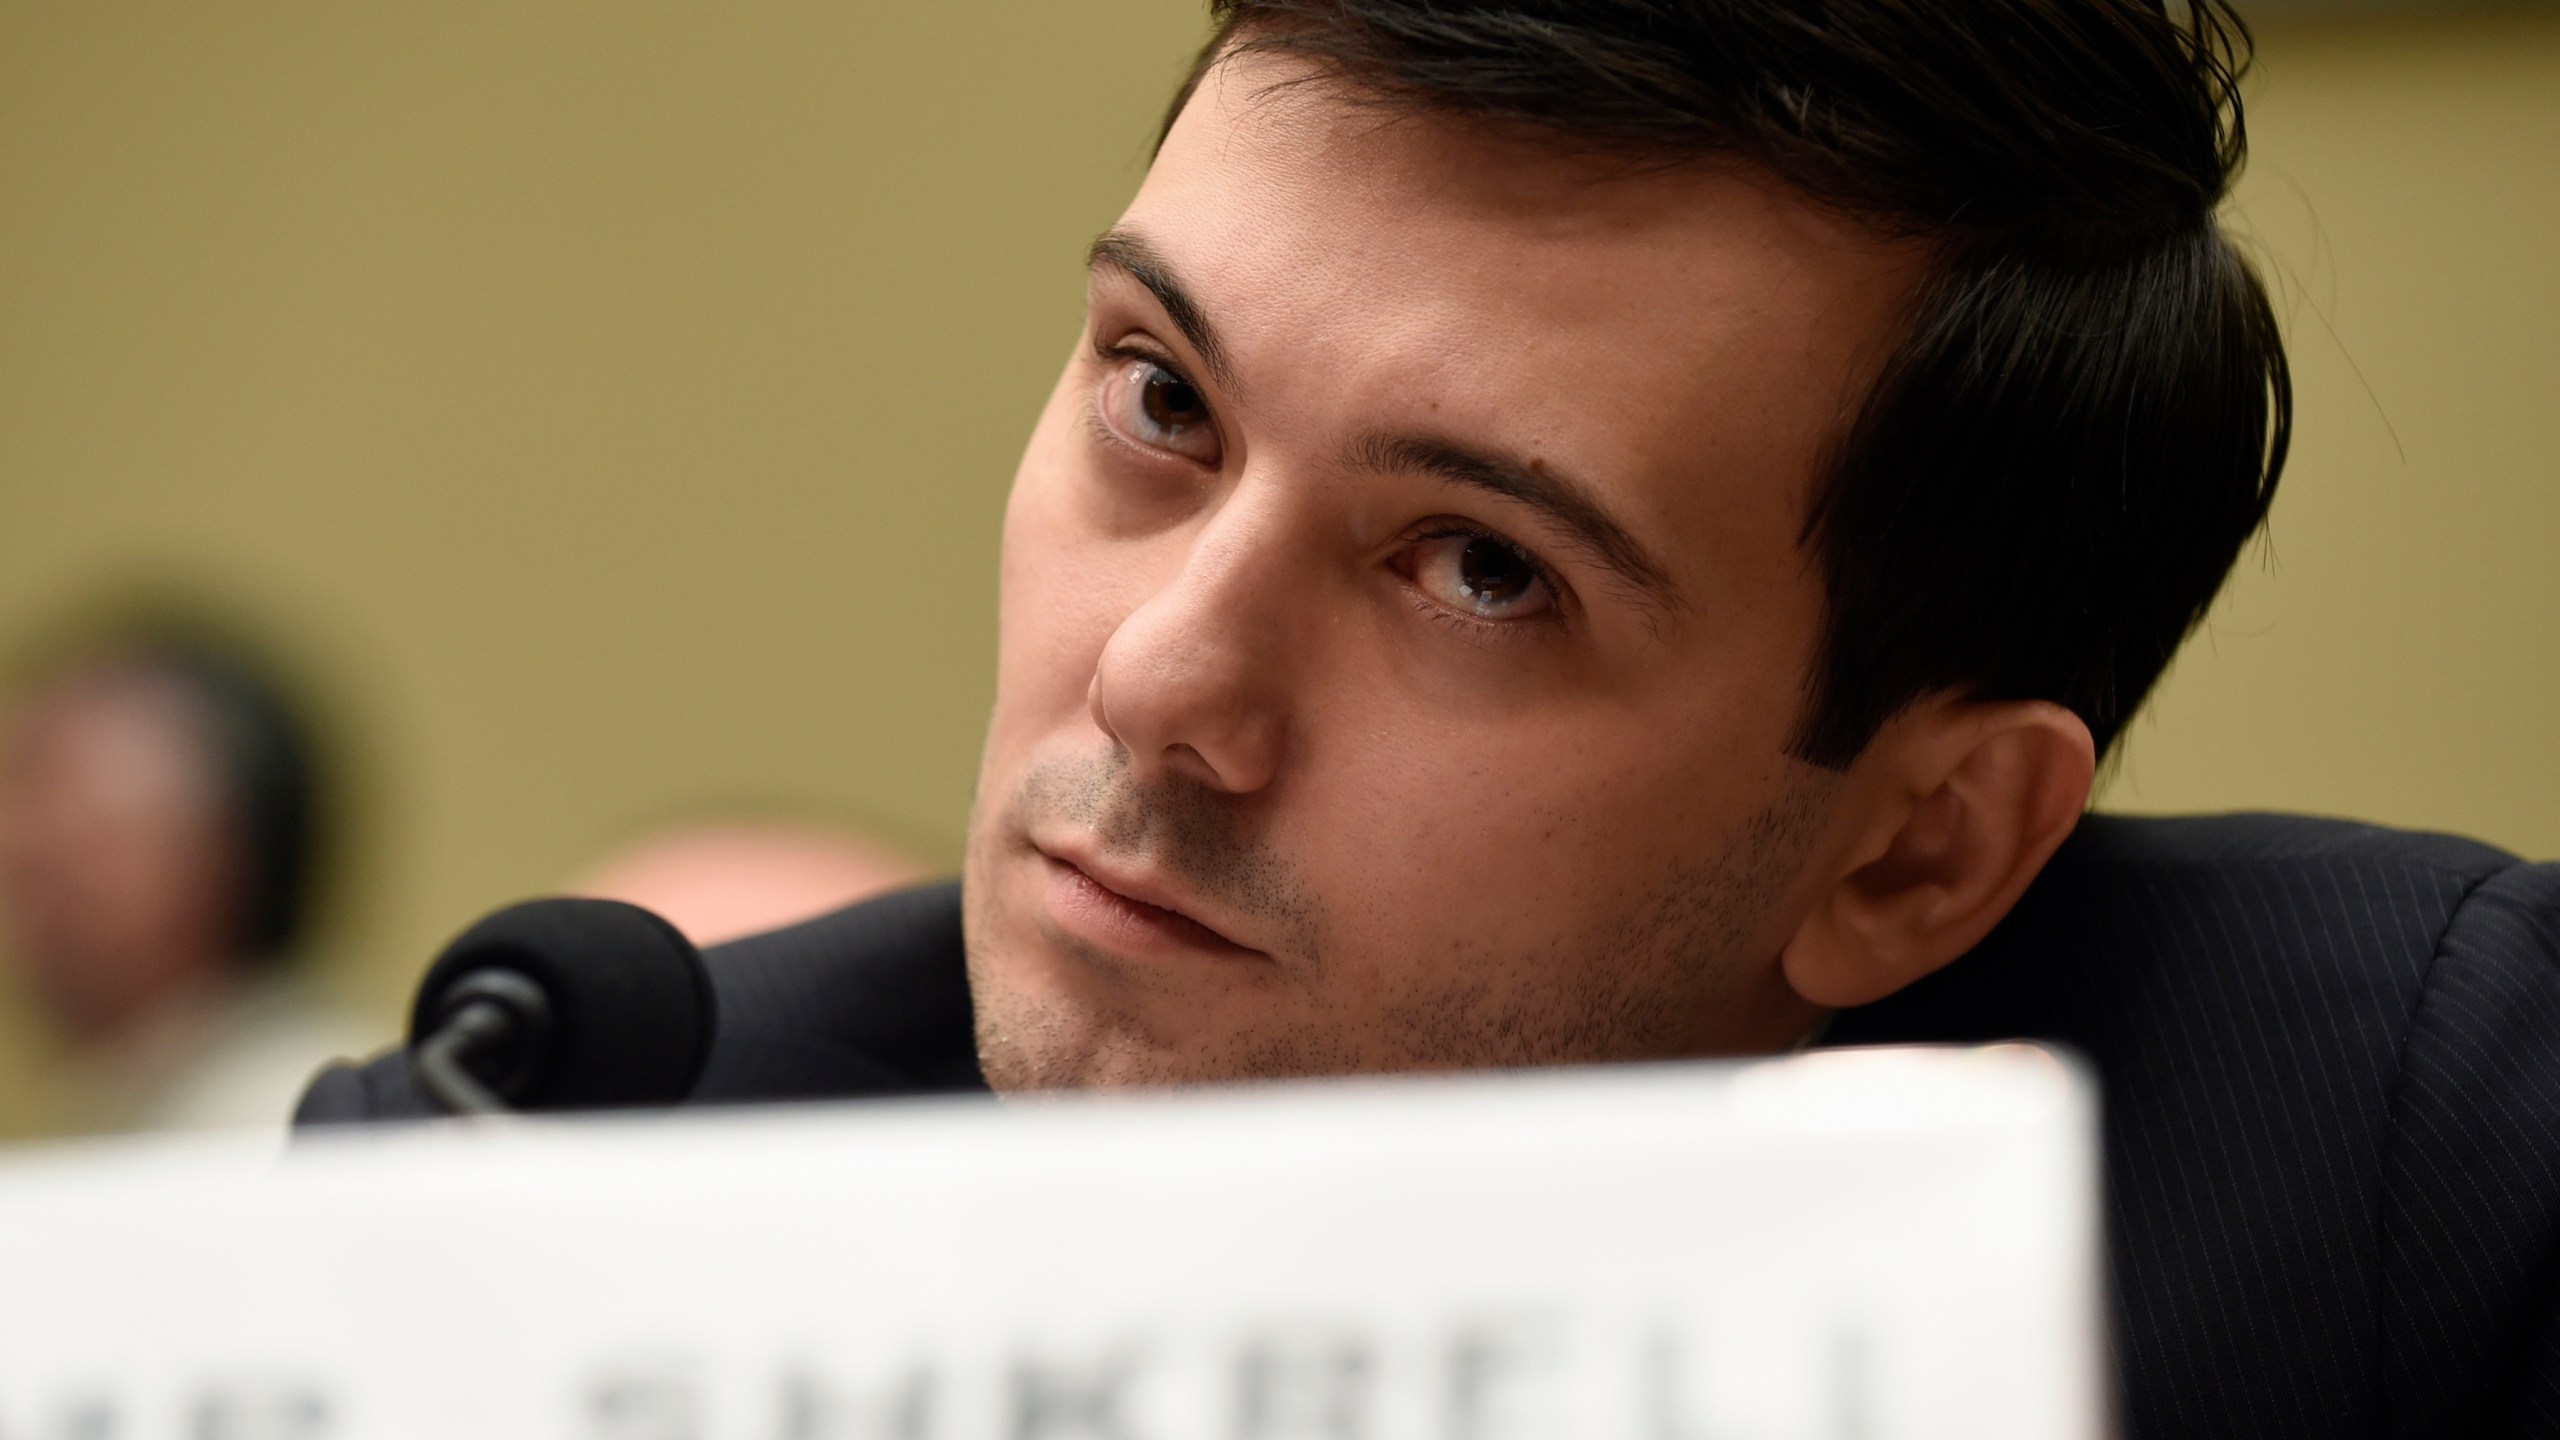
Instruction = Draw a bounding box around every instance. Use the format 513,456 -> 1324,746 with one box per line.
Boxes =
1164,742 -> 1219,787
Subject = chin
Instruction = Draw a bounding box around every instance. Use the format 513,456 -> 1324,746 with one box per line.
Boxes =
959,918 -> 1151,1093
962,941 -> 1351,1092
969,998 -> 1189,1092
974,980 -> 1387,1093
962,848 -> 1249,1091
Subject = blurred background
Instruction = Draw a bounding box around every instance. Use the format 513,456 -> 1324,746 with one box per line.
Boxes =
0,1 -> 2550,1139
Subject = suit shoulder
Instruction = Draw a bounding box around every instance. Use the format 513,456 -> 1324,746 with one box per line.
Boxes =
1827,813 -> 2530,1435
689,878 -> 983,1101
2376,858 -> 2560,1430
2060,810 -> 2516,881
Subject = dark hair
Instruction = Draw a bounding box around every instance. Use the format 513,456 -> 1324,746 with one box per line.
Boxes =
1169,0 -> 2290,765
147,638 -> 324,961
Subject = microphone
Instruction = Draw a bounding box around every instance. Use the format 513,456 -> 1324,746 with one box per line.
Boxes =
404,898 -> 717,1115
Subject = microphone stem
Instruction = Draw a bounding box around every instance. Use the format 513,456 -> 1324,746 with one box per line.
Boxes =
414,1000 -> 516,1115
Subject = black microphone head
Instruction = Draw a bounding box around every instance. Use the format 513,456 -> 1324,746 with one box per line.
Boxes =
408,898 -> 716,1110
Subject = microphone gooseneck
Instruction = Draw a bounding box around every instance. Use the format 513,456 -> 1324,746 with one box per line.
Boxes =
405,898 -> 716,1116
411,967 -> 553,1114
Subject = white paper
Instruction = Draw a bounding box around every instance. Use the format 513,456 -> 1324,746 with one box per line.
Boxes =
0,1045 -> 2105,1440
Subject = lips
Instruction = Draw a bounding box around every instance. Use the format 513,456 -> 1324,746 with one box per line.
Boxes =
1034,841 -> 1264,960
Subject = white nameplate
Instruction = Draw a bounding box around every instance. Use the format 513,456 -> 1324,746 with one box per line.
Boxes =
0,1046 -> 2102,1439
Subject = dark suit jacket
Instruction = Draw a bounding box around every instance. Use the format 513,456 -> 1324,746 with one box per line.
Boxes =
297,812 -> 2560,1438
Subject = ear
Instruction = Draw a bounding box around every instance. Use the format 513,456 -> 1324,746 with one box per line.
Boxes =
1780,699 -> 2096,1010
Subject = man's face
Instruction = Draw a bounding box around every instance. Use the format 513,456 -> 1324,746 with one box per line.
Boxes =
964,53 -> 1924,1088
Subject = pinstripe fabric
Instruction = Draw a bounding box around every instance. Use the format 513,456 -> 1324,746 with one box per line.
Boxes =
1830,814 -> 2560,1438
2378,861 -> 2560,1436
685,878 -> 982,1100
296,812 -> 2560,1436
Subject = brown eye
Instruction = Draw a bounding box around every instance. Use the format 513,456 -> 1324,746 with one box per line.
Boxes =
1140,370 -> 1208,432
1455,537 -> 1536,609
1098,356 -> 1222,465
1403,528 -> 1556,622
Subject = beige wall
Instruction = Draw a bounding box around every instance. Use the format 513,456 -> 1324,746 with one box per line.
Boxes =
2106,11 -> 2560,847
0,0 -> 1210,1133
0,5 -> 2550,1135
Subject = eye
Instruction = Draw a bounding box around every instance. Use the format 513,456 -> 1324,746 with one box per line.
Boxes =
1399,526 -> 1558,624
1096,352 -> 1222,466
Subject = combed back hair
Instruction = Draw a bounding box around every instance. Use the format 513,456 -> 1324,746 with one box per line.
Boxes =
1166,0 -> 2290,766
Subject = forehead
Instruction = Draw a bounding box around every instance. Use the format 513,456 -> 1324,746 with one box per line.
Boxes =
1121,53 -> 1923,607
6,669 -> 209,784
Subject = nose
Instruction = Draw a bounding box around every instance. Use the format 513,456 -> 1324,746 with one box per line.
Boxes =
1087,510 -> 1289,795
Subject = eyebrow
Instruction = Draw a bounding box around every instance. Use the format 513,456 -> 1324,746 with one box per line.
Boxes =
1088,227 -> 1678,617
1350,432 -> 1683,615
1086,228 -> 1239,397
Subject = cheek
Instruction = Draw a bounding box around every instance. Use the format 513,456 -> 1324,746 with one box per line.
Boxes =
988,397 -> 1162,752
1292,696 -> 1795,968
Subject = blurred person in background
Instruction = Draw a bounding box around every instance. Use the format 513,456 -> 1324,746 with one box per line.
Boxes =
0,618 -> 370,1133
572,817 -> 927,947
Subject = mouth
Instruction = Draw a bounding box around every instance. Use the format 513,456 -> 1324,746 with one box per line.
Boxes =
1032,841 -> 1266,962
